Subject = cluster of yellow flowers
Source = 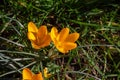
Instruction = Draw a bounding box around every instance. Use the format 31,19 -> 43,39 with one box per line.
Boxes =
22,68 -> 43,80
22,68 -> 51,80
22,22 -> 79,80
28,22 -> 79,53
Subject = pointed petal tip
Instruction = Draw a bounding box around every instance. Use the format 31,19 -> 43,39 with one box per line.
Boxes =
28,21 -> 38,32
22,68 -> 32,79
58,27 -> 69,42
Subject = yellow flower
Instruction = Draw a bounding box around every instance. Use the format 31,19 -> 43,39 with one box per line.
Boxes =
50,27 -> 79,53
44,67 -> 51,78
22,68 -> 43,80
27,22 -> 51,49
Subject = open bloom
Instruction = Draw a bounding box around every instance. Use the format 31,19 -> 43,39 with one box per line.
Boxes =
22,68 -> 43,80
27,22 -> 51,49
50,27 -> 79,53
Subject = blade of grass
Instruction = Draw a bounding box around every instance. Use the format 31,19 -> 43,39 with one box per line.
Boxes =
66,71 -> 101,80
0,61 -> 36,77
0,50 -> 39,57
0,37 -> 25,47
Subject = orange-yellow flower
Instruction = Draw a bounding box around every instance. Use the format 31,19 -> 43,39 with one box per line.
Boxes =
27,22 -> 51,49
22,68 -> 43,80
50,27 -> 79,53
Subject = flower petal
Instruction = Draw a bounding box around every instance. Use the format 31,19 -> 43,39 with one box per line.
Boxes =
56,42 -> 77,53
50,27 -> 58,43
28,22 -> 38,32
57,28 -> 69,42
56,45 -> 65,54
64,42 -> 77,50
30,35 -> 51,49
38,25 -> 48,40
65,33 -> 79,42
33,72 -> 43,80
31,41 -> 42,49
28,32 -> 36,41
37,26 -> 51,48
40,34 -> 51,47
22,68 -> 32,80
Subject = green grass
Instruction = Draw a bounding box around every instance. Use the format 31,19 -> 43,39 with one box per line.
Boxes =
0,0 -> 120,80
